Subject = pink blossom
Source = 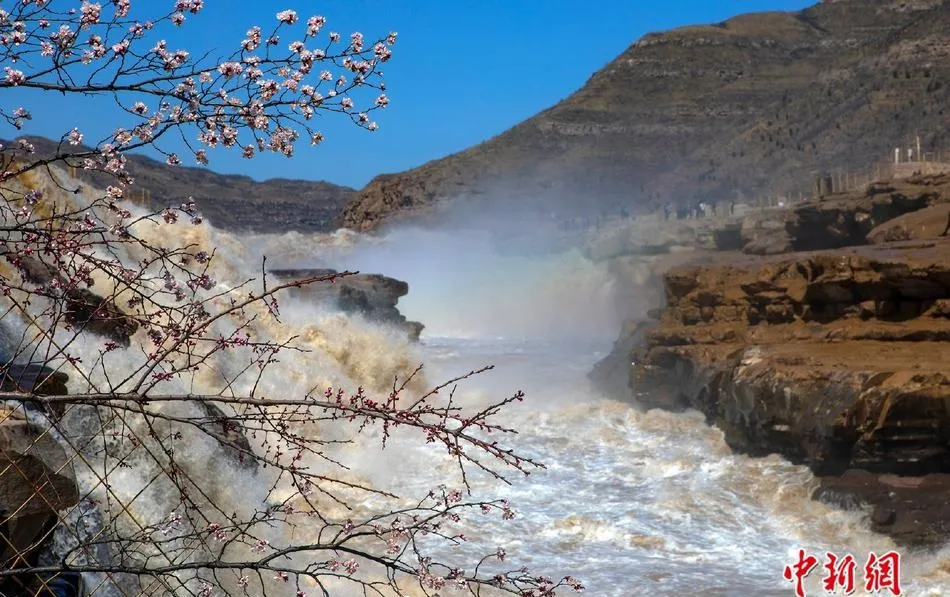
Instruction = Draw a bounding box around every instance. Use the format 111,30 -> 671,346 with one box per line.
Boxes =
68,128 -> 84,145
4,67 -> 25,85
276,9 -> 298,24
24,189 -> 43,205
111,39 -> 129,55
306,15 -> 325,36
374,42 -> 392,61
114,0 -> 130,18
217,61 -> 243,78
80,2 -> 101,27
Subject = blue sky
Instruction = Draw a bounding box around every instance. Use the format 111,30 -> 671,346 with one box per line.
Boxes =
11,0 -> 815,188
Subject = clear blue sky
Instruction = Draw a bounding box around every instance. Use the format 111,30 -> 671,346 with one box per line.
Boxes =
12,0 -> 815,189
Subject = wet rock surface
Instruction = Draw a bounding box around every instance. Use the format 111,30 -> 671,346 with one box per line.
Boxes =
0,403 -> 79,569
1,364 -> 68,396
269,269 -> 424,341
816,470 -> 950,548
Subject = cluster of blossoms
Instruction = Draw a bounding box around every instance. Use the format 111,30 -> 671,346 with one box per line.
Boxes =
0,1 -> 396,179
0,3 -> 586,597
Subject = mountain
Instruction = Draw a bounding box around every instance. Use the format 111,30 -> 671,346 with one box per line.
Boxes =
340,0 -> 950,232
6,136 -> 354,233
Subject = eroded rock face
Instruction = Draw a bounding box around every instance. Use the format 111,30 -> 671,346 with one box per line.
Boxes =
631,241 -> 950,546
0,404 -> 79,569
741,176 -> 950,255
817,470 -> 950,546
269,269 -> 425,341
866,202 -> 950,243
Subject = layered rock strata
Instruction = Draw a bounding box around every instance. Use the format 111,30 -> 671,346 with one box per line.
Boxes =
588,175 -> 950,547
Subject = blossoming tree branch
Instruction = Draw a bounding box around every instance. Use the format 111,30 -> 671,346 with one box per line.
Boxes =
0,2 -> 581,597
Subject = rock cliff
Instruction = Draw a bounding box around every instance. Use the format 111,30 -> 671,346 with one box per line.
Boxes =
341,0 -> 950,232
268,269 -> 424,341
590,174 -> 950,546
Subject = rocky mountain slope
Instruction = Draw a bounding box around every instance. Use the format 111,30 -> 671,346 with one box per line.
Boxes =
341,0 -> 950,231
6,136 -> 354,234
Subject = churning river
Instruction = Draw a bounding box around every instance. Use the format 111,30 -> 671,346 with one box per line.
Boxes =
321,226 -> 950,597
30,196 -> 949,597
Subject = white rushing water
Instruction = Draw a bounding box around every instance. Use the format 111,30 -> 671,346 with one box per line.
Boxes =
317,226 -> 950,597
6,172 -> 949,597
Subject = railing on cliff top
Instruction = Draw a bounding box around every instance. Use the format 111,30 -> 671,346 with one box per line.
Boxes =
566,151 -> 950,236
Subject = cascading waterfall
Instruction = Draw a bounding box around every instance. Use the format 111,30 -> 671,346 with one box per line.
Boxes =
4,170 -> 950,597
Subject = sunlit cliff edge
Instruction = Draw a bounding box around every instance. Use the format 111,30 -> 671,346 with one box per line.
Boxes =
588,173 -> 950,547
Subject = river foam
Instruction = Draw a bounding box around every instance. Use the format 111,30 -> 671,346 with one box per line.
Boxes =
5,172 -> 948,596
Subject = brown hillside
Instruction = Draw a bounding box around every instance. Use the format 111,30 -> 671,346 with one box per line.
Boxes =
7,136 -> 354,234
341,0 -> 950,231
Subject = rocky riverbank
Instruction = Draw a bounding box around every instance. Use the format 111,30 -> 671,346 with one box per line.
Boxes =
590,174 -> 950,547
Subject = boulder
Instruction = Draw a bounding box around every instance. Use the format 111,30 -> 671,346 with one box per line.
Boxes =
62,288 -> 140,345
269,269 -> 425,341
0,404 -> 79,570
866,202 -> 950,244
195,402 -> 257,470
1,364 -> 68,396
